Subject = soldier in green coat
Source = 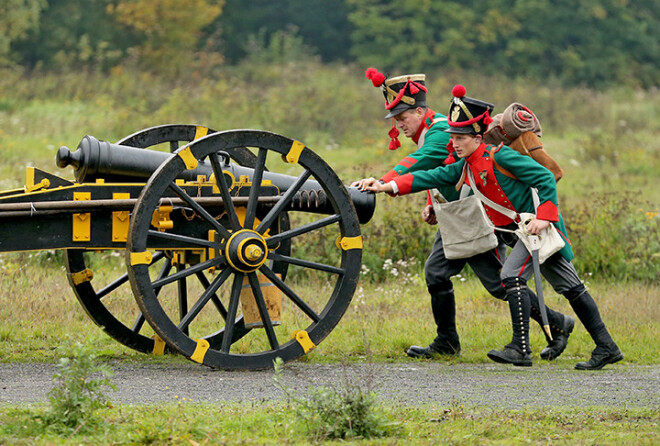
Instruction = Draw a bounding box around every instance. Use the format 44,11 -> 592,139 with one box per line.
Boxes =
361,85 -> 622,370
354,71 -> 574,362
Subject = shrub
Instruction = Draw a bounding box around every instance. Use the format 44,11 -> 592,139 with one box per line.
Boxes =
272,358 -> 398,440
564,192 -> 659,283
41,341 -> 115,433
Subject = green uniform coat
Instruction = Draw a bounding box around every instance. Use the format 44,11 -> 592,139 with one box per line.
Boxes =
392,142 -> 574,261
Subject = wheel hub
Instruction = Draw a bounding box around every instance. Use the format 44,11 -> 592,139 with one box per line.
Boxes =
225,230 -> 268,272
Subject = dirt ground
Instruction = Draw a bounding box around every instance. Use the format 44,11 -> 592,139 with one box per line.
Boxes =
1,361 -> 658,409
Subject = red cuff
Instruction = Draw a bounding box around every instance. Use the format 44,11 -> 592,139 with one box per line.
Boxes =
380,169 -> 398,183
394,174 -> 414,195
426,190 -> 432,206
536,201 -> 559,222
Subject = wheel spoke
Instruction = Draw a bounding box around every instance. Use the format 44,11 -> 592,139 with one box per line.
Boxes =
268,252 -> 344,275
195,271 -> 228,319
131,313 -> 146,333
178,267 -> 233,331
132,255 -> 173,334
266,214 -> 341,247
97,251 -> 167,299
243,148 -> 267,229
169,141 -> 179,152
260,265 -> 320,323
147,230 -> 216,248
209,153 -> 241,231
221,273 -> 244,354
247,272 -> 279,350
177,267 -> 188,335
150,256 -> 226,289
256,168 -> 312,235
97,273 -> 129,300
168,182 -> 232,239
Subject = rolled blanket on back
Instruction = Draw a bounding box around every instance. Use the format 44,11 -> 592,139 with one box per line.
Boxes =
484,103 -> 542,145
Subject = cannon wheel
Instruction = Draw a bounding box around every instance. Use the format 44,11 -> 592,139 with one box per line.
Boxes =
65,124 -> 289,354
126,130 -> 362,369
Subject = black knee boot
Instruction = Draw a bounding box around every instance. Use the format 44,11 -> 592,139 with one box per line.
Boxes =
407,285 -> 461,358
528,289 -> 575,360
487,277 -> 532,366
565,285 -> 623,370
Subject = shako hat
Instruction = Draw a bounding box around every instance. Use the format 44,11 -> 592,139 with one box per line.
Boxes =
365,68 -> 428,149
446,85 -> 494,135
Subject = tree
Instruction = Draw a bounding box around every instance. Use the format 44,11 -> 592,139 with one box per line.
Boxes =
347,0 -> 659,89
0,0 -> 46,66
347,0 -> 518,72
503,0 -> 659,88
108,0 -> 224,75
11,0 -> 137,71
211,0 -> 352,63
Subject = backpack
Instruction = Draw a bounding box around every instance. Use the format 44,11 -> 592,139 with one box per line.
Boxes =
484,103 -> 564,182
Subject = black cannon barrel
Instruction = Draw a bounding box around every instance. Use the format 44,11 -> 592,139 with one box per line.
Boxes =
56,135 -> 210,183
56,135 -> 375,224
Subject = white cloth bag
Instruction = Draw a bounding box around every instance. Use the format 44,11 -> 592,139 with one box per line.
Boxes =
431,190 -> 498,260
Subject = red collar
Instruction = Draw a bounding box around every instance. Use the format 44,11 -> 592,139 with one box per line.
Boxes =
466,142 -> 488,164
411,109 -> 437,144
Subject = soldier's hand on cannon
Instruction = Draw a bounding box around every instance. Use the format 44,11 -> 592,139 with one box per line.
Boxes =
363,180 -> 393,194
351,177 -> 379,191
421,204 -> 437,225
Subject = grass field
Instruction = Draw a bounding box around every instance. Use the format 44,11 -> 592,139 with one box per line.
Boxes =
0,65 -> 658,443
1,402 -> 658,445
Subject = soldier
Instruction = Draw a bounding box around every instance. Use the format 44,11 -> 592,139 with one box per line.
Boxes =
362,85 -> 623,370
353,70 -> 574,361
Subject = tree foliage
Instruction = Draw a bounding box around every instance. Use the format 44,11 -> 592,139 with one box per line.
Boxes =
2,0 -> 658,88
0,0 -> 46,66
214,0 -> 352,63
108,0 -> 223,75
347,0 -> 659,89
11,0 -> 137,71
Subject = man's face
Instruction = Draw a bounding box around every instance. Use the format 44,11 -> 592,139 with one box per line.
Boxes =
450,133 -> 481,158
393,108 -> 424,138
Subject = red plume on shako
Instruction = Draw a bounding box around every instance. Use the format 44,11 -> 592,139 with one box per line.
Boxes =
365,68 -> 428,150
446,85 -> 494,135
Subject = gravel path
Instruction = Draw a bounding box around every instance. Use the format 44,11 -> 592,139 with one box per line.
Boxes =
1,362 -> 658,409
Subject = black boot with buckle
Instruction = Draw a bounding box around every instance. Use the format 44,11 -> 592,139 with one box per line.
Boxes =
565,284 -> 623,370
527,289 -> 575,360
488,277 -> 532,366
407,284 -> 461,358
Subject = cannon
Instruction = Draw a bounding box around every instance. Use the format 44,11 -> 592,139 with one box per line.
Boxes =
0,125 -> 376,370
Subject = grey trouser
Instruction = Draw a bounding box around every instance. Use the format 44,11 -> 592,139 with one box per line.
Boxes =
500,238 -> 582,294
425,229 -> 507,299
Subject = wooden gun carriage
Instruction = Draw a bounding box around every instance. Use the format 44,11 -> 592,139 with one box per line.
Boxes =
0,125 -> 376,370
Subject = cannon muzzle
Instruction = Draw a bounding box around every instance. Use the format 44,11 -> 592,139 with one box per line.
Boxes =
57,135 -> 375,224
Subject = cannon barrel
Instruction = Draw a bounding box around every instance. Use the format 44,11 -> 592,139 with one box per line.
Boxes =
56,135 -> 375,224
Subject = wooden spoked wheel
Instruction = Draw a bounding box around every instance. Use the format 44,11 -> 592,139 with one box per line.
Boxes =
65,125 -> 288,354
126,130 -> 362,369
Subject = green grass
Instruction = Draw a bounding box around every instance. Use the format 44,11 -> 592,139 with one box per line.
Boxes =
0,64 -> 657,365
0,63 -> 658,444
1,402 -> 658,445
0,254 -> 657,366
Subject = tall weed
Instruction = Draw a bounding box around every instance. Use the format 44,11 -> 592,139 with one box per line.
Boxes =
272,358 -> 398,440
565,192 -> 659,283
40,341 -> 115,434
